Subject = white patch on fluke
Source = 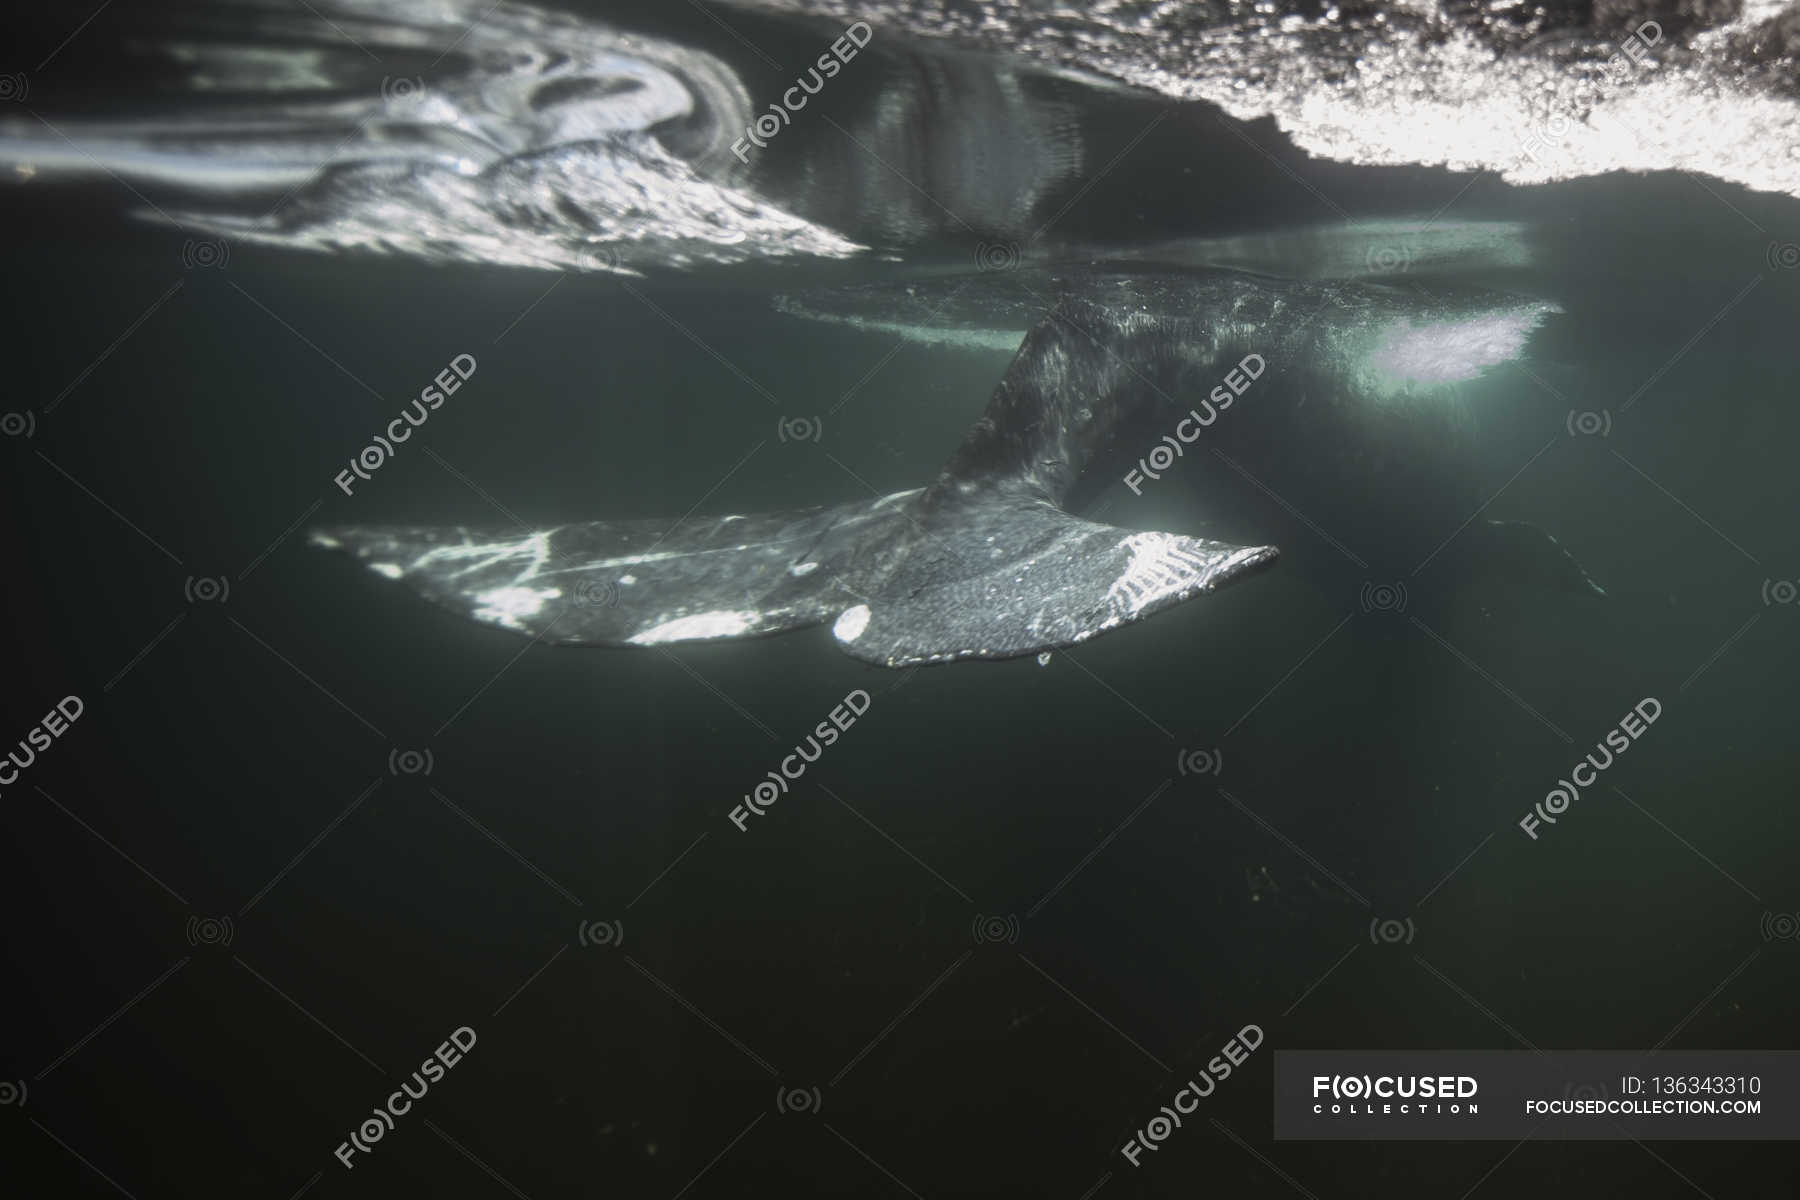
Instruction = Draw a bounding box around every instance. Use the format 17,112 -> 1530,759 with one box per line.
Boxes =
371,563 -> 404,580
471,585 -> 563,631
833,604 -> 871,643
789,561 -> 818,577
412,530 -> 555,581
627,609 -> 755,645
1105,533 -> 1214,616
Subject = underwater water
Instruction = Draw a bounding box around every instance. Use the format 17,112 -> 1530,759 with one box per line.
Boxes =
4,1 -> 1799,1197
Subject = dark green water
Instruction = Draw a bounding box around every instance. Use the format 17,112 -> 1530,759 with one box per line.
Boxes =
5,7 -> 1800,1196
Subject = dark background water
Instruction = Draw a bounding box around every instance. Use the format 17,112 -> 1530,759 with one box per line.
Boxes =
5,2 -> 1800,1198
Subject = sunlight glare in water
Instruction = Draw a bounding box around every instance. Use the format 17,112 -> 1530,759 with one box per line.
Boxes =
1363,309 -> 1543,389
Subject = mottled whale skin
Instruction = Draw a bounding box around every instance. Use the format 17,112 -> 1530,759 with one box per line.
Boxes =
312,269 -> 1601,667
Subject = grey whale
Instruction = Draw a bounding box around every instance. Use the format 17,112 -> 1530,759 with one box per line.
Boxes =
310,269 -> 1604,667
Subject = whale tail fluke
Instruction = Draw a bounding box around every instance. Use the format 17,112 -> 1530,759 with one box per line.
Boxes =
309,485 -> 1276,665
829,491 -> 1277,666
307,494 -> 909,648
311,291 -> 1279,665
